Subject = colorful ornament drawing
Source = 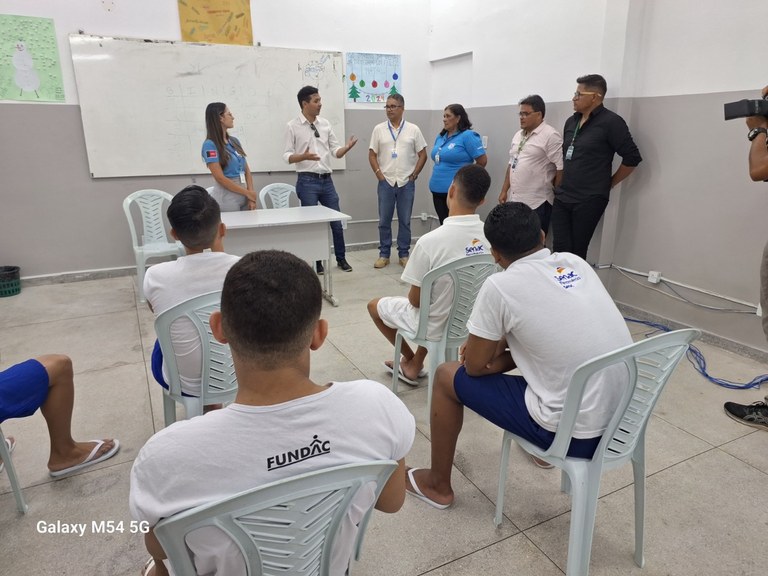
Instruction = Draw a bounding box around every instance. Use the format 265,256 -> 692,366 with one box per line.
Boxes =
345,52 -> 401,104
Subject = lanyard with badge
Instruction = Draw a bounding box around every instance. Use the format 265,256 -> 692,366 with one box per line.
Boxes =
510,132 -> 531,170
388,120 -> 404,158
565,119 -> 583,161
227,140 -> 246,183
435,131 -> 459,164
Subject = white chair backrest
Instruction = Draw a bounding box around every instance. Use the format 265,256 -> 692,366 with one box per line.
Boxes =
414,254 -> 497,344
259,183 -> 297,209
154,460 -> 398,576
123,189 -> 174,247
546,328 -> 700,463
154,291 -> 238,406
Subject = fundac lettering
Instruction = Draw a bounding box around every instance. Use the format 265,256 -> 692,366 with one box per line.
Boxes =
267,435 -> 331,471
553,266 -> 583,290
465,238 -> 486,256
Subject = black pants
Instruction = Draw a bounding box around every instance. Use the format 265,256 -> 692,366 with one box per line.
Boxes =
534,201 -> 552,236
431,192 -> 449,225
551,196 -> 609,260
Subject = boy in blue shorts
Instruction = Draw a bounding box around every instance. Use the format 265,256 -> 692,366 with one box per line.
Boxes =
0,354 -> 119,477
144,186 -> 239,401
404,202 -> 632,509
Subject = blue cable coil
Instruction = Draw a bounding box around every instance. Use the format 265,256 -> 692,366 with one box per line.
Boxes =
624,318 -> 768,391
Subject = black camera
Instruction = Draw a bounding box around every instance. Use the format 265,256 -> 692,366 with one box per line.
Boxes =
724,96 -> 768,120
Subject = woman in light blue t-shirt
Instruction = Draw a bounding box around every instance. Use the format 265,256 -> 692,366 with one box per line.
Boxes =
429,103 -> 488,224
201,102 -> 256,211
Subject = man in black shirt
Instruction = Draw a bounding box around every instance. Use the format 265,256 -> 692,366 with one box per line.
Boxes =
723,84 -> 768,432
552,74 -> 642,259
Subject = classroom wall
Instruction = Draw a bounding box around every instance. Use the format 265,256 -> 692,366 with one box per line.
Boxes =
2,0 -> 768,352
0,0 -> 434,277
605,1 -> 768,352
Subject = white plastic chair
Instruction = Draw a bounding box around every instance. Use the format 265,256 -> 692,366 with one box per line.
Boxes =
0,426 -> 27,513
495,328 -> 701,576
123,189 -> 184,302
154,460 -> 398,576
391,254 -> 497,420
259,183 -> 298,209
154,291 -> 238,426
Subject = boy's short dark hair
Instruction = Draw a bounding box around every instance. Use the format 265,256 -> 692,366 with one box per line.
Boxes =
484,202 -> 541,260
576,74 -> 607,96
452,164 -> 491,208
297,85 -> 319,108
221,250 -> 322,368
167,185 -> 221,250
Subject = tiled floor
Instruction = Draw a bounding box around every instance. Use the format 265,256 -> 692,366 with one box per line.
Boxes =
1,248 -> 766,576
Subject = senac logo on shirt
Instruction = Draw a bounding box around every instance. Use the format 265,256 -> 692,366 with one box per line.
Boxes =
553,266 -> 583,290
206,150 -> 218,159
465,238 -> 486,256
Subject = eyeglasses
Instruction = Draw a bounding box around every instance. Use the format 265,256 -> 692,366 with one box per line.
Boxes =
309,123 -> 320,138
518,111 -> 539,117
573,91 -> 599,99
384,105 -> 402,110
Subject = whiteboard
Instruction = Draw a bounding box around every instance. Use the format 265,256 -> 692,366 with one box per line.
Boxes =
69,34 -> 346,178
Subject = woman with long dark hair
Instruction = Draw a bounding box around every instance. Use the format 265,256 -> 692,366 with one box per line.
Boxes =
201,102 -> 256,211
428,104 -> 487,223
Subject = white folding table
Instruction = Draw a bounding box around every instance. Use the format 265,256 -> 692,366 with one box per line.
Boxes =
221,206 -> 351,306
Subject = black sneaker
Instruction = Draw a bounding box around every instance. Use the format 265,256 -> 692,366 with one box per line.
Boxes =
316,261 -> 324,275
337,259 -> 353,272
723,396 -> 768,431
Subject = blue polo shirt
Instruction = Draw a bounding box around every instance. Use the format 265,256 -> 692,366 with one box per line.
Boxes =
201,138 -> 246,179
429,130 -> 485,194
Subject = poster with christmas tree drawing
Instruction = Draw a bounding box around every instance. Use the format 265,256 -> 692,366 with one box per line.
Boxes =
0,15 -> 65,102
346,52 -> 401,104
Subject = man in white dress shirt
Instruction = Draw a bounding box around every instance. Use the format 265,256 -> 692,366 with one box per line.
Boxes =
368,93 -> 427,269
498,94 -> 563,236
283,85 -> 357,273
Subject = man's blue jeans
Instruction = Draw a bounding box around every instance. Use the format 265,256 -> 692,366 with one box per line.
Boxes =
377,179 -> 414,258
296,173 -> 345,261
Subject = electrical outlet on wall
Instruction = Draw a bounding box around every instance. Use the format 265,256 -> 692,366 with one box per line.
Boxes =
648,270 -> 661,284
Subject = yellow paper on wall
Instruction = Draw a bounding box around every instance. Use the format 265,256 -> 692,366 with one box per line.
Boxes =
178,0 -> 253,45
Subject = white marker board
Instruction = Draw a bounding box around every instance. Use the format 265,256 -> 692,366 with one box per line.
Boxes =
69,34 -> 346,178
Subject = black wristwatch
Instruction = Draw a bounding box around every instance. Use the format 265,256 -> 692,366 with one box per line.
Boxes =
747,127 -> 768,141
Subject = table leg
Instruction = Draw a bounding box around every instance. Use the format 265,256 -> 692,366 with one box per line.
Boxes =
323,225 -> 339,307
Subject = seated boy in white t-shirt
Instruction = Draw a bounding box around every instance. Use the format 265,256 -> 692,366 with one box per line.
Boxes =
144,185 -> 239,398
367,164 -> 491,385
131,250 -> 415,576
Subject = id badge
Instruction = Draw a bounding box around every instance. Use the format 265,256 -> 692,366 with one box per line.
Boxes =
435,153 -> 440,164
391,151 -> 398,159
511,156 -> 518,170
239,172 -> 246,184
565,145 -> 574,161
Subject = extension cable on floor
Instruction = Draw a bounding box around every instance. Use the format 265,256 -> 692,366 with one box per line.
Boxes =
624,318 -> 768,391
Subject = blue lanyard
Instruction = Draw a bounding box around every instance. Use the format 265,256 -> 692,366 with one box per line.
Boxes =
388,120 -> 404,143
